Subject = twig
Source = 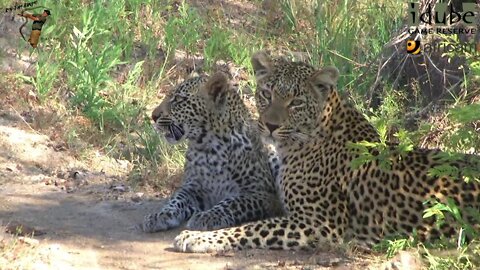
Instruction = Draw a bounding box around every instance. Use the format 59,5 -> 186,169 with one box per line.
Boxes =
8,105 -> 43,136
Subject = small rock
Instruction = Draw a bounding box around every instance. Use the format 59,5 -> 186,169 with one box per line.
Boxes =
131,193 -> 144,202
70,171 -> 83,179
383,251 -> 423,270
54,179 -> 67,187
20,110 -> 35,122
52,142 -> 67,152
111,184 -> 127,193
30,175 -> 46,183
65,181 -> 76,193
44,177 -> 54,185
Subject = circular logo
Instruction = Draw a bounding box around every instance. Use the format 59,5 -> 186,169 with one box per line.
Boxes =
406,40 -> 421,55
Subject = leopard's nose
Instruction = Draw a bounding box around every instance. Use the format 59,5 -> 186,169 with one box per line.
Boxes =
265,122 -> 279,133
151,112 -> 160,122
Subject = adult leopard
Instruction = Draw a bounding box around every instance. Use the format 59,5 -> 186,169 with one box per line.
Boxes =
173,51 -> 480,252
138,72 -> 282,232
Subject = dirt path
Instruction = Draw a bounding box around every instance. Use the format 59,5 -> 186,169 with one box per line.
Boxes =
1,182 -> 320,270
0,113 -> 389,270
0,13 -> 387,269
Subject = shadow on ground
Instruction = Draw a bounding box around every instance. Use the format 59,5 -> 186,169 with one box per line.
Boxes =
0,105 -> 379,269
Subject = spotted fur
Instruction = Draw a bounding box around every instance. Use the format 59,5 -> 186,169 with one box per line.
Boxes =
138,72 -> 283,233
173,51 -> 480,252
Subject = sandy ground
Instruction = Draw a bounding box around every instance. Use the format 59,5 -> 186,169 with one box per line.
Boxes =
0,113 -> 389,270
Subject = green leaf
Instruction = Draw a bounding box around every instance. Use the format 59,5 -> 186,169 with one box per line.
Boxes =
449,104 -> 480,123
356,141 -> 379,148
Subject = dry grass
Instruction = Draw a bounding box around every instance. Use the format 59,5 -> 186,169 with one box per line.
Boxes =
0,232 -> 41,270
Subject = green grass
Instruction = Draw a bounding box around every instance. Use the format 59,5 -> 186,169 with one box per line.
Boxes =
274,0 -> 404,92
2,0 -> 480,267
203,26 -> 231,70
162,0 -> 204,63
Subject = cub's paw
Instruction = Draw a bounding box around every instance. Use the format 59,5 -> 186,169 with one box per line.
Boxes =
132,222 -> 145,232
139,212 -> 180,233
173,230 -> 230,253
186,212 -> 229,231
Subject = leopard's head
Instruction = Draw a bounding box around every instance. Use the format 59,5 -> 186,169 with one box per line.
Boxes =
251,51 -> 340,144
151,72 -> 243,144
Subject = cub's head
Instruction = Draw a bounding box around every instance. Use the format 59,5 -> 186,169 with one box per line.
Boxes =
252,51 -> 339,143
151,72 -> 242,144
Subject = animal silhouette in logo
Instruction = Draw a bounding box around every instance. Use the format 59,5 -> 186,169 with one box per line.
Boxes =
406,40 -> 421,55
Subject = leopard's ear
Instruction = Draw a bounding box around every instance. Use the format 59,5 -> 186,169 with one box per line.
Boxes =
202,72 -> 230,106
251,50 -> 272,80
309,66 -> 339,96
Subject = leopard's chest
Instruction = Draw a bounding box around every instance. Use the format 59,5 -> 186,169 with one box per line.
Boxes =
278,141 -> 351,212
183,132 -> 257,185
185,139 -> 229,183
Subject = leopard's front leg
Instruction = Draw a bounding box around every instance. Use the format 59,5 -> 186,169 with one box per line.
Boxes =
174,215 -> 344,253
186,193 -> 281,231
139,184 -> 202,233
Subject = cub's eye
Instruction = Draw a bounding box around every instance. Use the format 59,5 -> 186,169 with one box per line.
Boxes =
315,83 -> 328,91
260,89 -> 272,100
171,95 -> 187,103
289,99 -> 304,107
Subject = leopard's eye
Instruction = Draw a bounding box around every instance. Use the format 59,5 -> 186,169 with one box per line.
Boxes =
171,94 -> 188,103
289,99 -> 304,107
315,83 -> 328,91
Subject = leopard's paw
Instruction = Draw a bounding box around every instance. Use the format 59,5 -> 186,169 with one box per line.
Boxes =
140,212 -> 180,233
173,230 -> 230,253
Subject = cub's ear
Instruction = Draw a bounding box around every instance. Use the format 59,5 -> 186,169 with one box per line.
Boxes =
251,50 -> 272,79
309,66 -> 339,94
202,72 -> 230,105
